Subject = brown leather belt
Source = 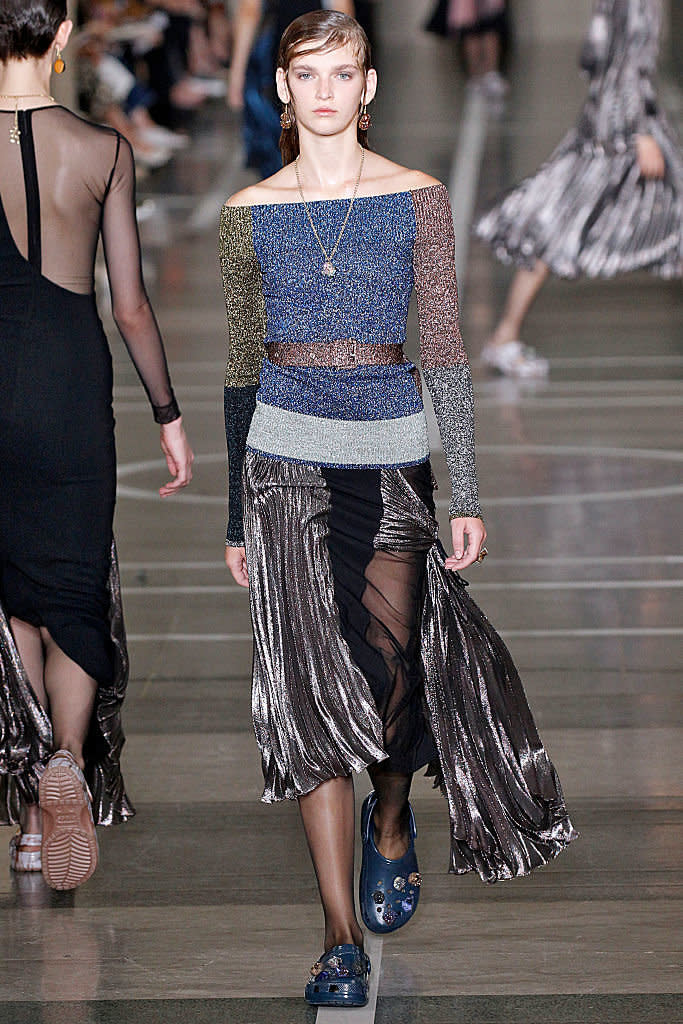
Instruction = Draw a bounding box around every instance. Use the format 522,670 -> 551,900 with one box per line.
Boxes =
267,340 -> 405,369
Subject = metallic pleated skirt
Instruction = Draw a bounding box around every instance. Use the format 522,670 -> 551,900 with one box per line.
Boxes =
243,450 -> 578,882
475,120 -> 683,280
0,541 -> 134,827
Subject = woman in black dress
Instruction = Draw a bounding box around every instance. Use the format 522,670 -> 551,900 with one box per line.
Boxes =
0,0 -> 193,890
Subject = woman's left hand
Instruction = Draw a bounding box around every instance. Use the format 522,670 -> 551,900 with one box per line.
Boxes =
159,416 -> 194,497
445,517 -> 487,571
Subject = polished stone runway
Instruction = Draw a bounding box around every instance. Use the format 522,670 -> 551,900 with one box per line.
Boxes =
1,2 -> 681,1021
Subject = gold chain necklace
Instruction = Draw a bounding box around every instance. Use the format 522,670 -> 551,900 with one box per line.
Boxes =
0,94 -> 55,144
295,148 -> 365,277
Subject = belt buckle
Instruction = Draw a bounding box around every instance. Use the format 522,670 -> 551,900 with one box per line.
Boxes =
334,338 -> 357,369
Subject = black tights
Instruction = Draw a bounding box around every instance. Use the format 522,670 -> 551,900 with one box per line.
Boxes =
298,766 -> 412,952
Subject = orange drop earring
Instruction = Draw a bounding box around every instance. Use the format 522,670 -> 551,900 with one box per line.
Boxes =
54,47 -> 66,74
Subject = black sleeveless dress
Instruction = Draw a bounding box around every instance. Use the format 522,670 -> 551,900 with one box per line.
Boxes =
0,105 -> 178,823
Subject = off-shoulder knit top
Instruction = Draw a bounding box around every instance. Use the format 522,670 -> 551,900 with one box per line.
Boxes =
220,182 -> 480,545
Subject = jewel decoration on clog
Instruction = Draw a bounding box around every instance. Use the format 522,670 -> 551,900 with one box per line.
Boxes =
372,890 -> 384,905
383,907 -> 397,926
401,896 -> 414,913
309,953 -> 365,983
408,872 -> 422,886
393,876 -> 406,892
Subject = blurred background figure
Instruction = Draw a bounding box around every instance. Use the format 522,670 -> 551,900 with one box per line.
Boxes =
425,0 -> 509,102
475,0 -> 682,378
75,1 -> 230,170
227,0 -> 355,179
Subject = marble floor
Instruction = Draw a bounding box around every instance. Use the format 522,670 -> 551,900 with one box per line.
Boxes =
1,2 -> 682,1022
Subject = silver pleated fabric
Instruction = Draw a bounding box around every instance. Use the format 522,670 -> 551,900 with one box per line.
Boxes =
475,0 -> 682,280
475,134 -> 682,280
0,540 -> 135,826
244,452 -> 577,882
244,451 -> 388,802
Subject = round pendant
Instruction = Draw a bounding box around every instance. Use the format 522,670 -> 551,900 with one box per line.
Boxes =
322,261 -> 336,277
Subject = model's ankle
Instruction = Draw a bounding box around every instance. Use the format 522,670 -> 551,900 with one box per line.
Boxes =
20,804 -> 42,834
324,924 -> 363,953
373,804 -> 409,840
490,322 -> 518,347
53,744 -> 85,772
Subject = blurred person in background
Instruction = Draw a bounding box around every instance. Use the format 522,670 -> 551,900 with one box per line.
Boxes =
146,0 -> 228,111
77,0 -> 228,151
426,0 -> 509,101
0,0 -> 193,890
75,6 -> 185,169
227,0 -> 354,179
475,0 -> 682,377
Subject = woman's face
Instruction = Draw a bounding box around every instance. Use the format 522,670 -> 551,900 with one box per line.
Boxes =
277,42 -> 376,139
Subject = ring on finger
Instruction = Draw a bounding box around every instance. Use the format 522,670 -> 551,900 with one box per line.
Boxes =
477,547 -> 488,563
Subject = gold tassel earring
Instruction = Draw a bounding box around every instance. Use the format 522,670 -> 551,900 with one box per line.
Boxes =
54,47 -> 66,74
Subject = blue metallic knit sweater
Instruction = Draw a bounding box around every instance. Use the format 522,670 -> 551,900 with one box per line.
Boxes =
220,183 -> 480,545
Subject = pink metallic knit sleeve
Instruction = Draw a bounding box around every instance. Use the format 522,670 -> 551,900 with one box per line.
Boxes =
412,184 -> 481,518
412,184 -> 467,369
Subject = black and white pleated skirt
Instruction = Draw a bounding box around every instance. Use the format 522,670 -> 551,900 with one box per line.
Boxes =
476,120 -> 683,280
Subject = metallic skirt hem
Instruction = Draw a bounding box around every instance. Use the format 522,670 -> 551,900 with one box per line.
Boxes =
0,540 -> 135,827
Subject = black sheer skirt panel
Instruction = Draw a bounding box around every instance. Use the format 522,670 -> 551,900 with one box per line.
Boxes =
323,462 -> 438,774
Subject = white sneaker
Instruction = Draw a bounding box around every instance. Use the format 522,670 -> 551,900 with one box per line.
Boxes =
138,125 -> 189,150
481,340 -> 549,378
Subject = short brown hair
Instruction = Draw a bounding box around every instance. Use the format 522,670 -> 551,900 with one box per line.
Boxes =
276,11 -> 373,166
0,0 -> 67,62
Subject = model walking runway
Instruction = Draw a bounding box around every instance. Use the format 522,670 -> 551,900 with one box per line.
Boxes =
222,11 -> 576,1007
1,2 -> 680,1021
0,1 -> 192,890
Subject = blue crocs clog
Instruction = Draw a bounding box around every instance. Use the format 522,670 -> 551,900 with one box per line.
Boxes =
304,943 -> 371,1007
359,791 -> 422,934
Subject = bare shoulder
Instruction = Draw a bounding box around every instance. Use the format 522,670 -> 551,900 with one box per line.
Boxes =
224,183 -> 270,209
390,167 -> 443,191
224,166 -> 298,209
362,153 -> 444,194
403,169 -> 444,190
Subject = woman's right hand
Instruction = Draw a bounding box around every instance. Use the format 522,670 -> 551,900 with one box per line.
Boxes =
225,545 -> 249,587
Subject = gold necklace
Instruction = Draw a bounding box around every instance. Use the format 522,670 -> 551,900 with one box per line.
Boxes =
295,148 -> 365,277
0,94 -> 55,144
